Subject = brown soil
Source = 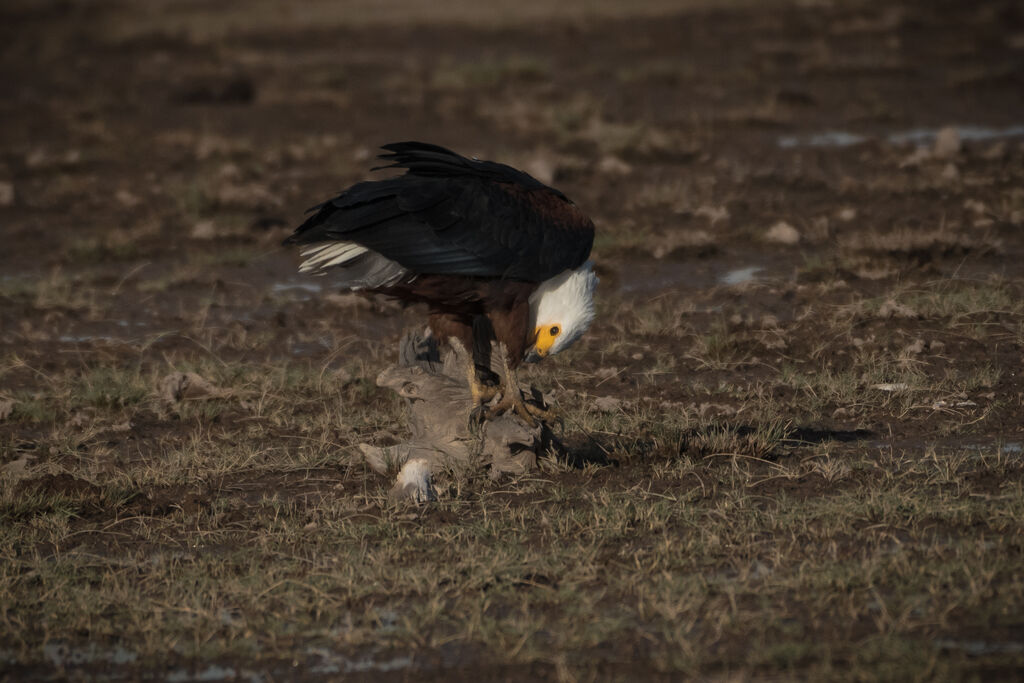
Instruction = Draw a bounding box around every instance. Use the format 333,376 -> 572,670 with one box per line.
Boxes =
2,0 -> 1024,679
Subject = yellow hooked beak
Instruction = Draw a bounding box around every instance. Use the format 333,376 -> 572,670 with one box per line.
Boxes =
526,324 -> 561,363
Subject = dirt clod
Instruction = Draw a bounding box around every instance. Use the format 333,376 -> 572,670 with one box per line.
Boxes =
594,396 -> 624,412
878,300 -> 919,319
764,221 -> 800,245
933,126 -> 962,158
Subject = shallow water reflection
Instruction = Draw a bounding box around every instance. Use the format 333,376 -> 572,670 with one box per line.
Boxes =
778,124 -> 1024,148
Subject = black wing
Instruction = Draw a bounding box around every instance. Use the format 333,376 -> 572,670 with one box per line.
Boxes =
283,142 -> 594,282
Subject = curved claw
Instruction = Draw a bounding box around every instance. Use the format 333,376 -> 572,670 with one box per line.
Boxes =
485,389 -> 551,428
468,404 -> 488,436
523,399 -> 557,426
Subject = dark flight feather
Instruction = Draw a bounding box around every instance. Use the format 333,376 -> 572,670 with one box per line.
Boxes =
283,142 -> 594,283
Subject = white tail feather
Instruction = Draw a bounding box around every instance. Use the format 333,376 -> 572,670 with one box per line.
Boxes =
298,241 -> 369,273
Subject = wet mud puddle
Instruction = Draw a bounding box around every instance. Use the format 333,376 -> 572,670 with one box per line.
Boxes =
616,258 -> 773,294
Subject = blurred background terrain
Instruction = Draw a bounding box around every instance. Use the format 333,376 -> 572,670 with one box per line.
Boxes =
2,0 -> 1023,679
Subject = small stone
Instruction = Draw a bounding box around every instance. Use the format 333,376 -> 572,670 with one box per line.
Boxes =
0,181 -> 14,207
525,156 -> 555,184
695,205 -> 730,225
217,162 -> 242,182
759,332 -> 787,350
811,215 -> 830,238
981,141 -> 1007,160
25,148 -> 81,169
2,453 -> 34,479
900,146 -> 932,167
25,149 -> 48,169
929,340 -> 946,354
836,207 -> 857,222
764,221 -> 800,245
878,300 -> 918,319
195,135 -> 233,160
190,220 -> 217,240
963,199 -> 986,214
597,155 -> 632,175
697,402 -> 735,418
594,396 -> 623,412
933,126 -> 961,159
939,163 -> 960,182
216,182 -> 281,210
872,382 -> 909,392
650,229 -> 715,259
903,338 -> 926,354
0,398 -> 14,421
285,143 -> 308,162
115,189 -> 141,207
69,411 -> 92,428
324,292 -> 374,310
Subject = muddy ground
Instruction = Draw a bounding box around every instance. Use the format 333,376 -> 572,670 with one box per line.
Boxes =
2,0 -> 1024,680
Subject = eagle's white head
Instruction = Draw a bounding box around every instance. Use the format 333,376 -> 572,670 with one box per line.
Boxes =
526,262 -> 598,362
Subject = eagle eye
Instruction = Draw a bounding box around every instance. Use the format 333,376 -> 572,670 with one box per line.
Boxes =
549,326 -> 560,336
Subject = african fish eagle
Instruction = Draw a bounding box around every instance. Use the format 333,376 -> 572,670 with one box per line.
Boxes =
283,141 -> 597,422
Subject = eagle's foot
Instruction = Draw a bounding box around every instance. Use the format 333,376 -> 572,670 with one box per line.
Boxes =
468,376 -> 499,408
467,381 -> 499,434
521,396 -> 557,425
468,403 -> 487,435
484,384 -> 555,427
484,388 -> 535,427
463,351 -> 499,433
481,346 -> 556,428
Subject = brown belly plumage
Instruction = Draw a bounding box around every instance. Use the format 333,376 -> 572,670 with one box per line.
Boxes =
383,276 -> 537,368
